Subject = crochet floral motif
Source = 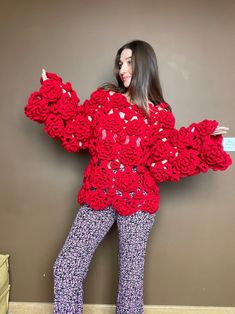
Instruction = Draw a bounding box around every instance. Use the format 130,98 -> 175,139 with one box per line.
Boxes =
24,71 -> 232,216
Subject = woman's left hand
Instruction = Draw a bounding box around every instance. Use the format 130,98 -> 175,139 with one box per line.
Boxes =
211,126 -> 229,136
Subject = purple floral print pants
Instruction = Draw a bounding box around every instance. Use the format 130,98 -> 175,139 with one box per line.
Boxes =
53,203 -> 156,314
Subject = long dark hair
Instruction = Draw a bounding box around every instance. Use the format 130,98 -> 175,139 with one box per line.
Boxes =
99,39 -> 172,117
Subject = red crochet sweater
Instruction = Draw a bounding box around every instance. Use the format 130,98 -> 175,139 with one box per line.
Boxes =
24,72 -> 232,216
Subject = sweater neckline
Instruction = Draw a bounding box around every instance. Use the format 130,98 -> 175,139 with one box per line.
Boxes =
121,92 -> 155,107
108,91 -> 155,109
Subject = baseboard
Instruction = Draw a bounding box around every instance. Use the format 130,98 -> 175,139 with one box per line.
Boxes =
7,302 -> 235,314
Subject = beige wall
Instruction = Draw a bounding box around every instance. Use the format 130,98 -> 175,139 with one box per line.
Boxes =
0,0 -> 234,306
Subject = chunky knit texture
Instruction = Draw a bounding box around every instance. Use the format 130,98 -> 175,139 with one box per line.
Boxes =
24,72 -> 232,216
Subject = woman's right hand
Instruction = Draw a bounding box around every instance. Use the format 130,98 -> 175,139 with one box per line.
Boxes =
41,68 -> 47,81
41,68 -> 67,94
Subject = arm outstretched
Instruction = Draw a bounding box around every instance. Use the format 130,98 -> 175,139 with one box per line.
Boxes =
145,103 -> 232,183
24,70 -> 100,153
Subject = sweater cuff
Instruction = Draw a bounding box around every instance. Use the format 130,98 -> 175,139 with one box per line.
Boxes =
189,119 -> 232,171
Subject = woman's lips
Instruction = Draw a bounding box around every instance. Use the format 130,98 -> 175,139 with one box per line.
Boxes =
123,76 -> 131,80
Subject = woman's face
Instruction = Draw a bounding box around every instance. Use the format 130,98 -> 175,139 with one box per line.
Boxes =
118,48 -> 133,89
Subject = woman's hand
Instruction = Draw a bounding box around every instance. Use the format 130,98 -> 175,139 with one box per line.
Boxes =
41,68 -> 47,81
211,126 -> 229,136
41,68 -> 67,94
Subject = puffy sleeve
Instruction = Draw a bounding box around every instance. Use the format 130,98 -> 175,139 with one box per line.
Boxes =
145,103 -> 233,183
24,71 -> 101,153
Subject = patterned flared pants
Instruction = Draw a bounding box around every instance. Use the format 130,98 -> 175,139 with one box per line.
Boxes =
53,203 -> 156,314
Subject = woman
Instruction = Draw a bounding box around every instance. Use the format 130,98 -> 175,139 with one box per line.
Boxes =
24,39 -> 232,314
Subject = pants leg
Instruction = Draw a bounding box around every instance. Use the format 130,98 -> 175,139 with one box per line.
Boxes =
53,203 -> 116,314
116,210 -> 157,314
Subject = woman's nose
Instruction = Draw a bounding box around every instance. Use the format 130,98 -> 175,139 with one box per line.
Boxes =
119,64 -> 128,74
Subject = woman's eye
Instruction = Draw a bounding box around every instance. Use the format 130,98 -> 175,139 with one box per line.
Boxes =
118,60 -> 131,69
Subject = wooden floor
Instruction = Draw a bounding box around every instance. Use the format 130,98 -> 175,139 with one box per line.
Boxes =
7,302 -> 235,314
